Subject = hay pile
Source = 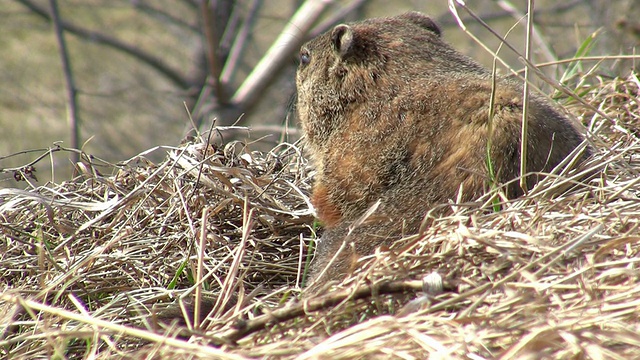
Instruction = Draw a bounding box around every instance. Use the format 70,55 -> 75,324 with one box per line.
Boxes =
1,72 -> 640,359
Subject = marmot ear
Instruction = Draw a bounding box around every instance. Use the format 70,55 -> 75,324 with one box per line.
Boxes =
401,12 -> 441,37
331,24 -> 354,59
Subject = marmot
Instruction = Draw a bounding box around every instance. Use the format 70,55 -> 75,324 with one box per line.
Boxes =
297,12 -> 591,285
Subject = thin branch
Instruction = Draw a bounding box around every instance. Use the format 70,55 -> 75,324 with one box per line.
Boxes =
308,0 -> 368,38
230,0 -> 332,111
16,0 -> 191,89
519,0 -> 534,192
496,0 -> 557,65
0,145 -> 114,173
448,1 -> 616,129
220,0 -> 262,85
216,279 -> 428,344
515,54 -> 640,71
436,0 -> 582,27
48,0 -> 79,165
132,1 -> 199,33
201,0 -> 231,104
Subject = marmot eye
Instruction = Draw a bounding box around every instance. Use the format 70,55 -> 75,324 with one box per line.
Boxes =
299,50 -> 311,65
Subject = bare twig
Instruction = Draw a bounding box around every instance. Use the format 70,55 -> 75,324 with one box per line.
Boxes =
448,0 -> 617,132
308,0 -> 368,38
516,55 -> 640,71
132,1 -> 198,32
193,206 -> 210,329
48,0 -> 79,166
16,0 -> 190,89
201,0 -> 232,104
519,0 -> 534,192
220,0 -> 262,85
496,0 -> 557,65
436,0 -> 582,27
230,0 -> 332,111
217,279 -> 428,344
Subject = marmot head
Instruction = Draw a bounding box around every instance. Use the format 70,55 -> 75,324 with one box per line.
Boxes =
296,12 -> 444,150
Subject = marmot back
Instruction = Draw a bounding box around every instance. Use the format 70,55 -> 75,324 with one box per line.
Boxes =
296,12 -> 591,285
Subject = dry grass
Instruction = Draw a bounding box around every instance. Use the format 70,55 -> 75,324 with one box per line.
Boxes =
2,72 -> 640,359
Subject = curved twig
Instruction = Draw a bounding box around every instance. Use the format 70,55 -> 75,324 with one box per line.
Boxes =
216,279 -> 434,345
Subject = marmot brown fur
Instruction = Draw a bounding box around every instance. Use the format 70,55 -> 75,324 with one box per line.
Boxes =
297,12 -> 591,285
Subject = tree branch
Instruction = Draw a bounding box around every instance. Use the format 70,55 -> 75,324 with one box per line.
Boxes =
220,0 -> 262,86
308,0 -> 368,38
230,0 -> 332,112
132,0 -> 199,33
216,279 -> 428,345
201,1 -> 230,104
48,0 -> 79,165
16,0 -> 191,89
436,0 -> 583,27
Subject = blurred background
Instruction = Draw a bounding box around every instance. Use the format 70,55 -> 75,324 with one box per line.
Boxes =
1,0 -> 639,188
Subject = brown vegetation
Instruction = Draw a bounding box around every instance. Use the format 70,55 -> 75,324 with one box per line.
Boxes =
1,71 -> 640,358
